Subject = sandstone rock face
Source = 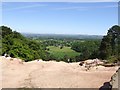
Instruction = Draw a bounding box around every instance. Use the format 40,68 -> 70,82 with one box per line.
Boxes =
0,57 -> 118,88
110,67 -> 120,90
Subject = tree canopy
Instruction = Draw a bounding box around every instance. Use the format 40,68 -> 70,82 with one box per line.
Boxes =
1,26 -> 47,61
1,25 -> 120,63
99,25 -> 120,62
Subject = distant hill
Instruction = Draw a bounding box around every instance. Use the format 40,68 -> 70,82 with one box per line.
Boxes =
22,33 -> 103,40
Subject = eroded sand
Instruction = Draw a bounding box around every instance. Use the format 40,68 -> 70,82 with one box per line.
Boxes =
0,57 -> 119,88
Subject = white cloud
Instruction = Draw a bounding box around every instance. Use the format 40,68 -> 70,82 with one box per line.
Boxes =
3,3 -> 118,11
54,5 -> 118,10
3,4 -> 47,11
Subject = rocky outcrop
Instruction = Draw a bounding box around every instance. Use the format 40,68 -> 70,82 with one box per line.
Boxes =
79,59 -> 104,71
110,67 -> 120,90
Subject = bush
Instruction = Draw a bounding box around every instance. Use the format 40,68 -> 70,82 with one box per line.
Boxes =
108,56 -> 118,63
1,26 -> 46,61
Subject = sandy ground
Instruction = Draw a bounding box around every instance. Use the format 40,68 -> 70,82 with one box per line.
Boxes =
0,56 -> 119,88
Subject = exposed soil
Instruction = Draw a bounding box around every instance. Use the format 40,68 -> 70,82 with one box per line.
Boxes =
0,57 -> 119,88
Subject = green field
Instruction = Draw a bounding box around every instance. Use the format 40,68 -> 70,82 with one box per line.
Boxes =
47,46 -> 80,59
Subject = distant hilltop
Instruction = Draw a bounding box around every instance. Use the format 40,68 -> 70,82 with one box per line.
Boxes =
22,33 -> 103,40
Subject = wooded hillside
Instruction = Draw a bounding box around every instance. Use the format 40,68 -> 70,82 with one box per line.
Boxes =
1,25 -> 120,63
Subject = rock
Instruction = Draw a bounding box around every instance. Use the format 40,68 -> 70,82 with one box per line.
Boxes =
110,67 -> 120,90
84,59 -> 95,64
79,61 -> 84,66
103,64 -> 116,67
79,59 -> 105,71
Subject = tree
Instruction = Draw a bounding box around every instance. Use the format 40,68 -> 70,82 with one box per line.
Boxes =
71,40 -> 100,61
99,36 -> 112,59
99,25 -> 120,62
0,26 -> 12,38
1,26 -> 47,61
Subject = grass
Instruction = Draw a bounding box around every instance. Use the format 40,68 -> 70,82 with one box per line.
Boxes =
47,46 -> 80,59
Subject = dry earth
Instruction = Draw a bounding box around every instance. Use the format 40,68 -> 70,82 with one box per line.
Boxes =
0,56 -> 119,88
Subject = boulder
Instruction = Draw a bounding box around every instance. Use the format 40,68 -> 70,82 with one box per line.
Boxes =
110,67 -> 120,90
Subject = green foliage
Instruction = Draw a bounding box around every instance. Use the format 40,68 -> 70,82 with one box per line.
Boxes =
108,56 -> 118,63
1,26 -> 47,61
46,46 -> 80,62
0,26 -> 12,38
99,36 -> 112,59
99,25 -> 120,63
71,40 -> 100,61
2,25 -> 119,63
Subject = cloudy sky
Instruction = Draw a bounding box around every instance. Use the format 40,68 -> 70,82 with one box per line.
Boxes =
2,1 -> 118,35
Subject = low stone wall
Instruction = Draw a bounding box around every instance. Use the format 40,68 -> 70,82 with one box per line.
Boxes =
110,67 -> 120,90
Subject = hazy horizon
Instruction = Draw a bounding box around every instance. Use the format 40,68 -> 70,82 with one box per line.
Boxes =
21,31 -> 104,36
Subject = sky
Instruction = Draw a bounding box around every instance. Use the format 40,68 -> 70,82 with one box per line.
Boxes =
2,1 -> 118,35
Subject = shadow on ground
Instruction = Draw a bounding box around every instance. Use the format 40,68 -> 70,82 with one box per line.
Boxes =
99,82 -> 118,90
99,82 -> 112,90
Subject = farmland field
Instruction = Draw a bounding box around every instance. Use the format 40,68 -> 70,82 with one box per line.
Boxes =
47,46 -> 80,60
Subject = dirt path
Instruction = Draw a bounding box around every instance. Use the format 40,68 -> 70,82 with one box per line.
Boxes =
0,57 -> 119,88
